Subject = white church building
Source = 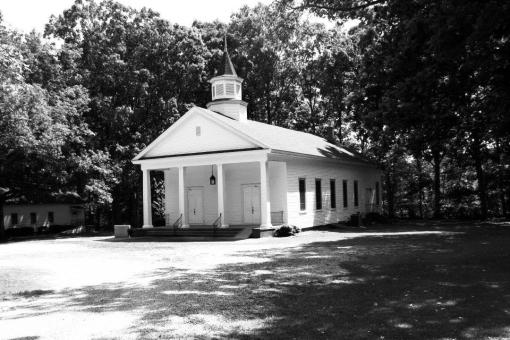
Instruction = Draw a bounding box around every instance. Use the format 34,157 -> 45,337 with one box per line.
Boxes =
133,43 -> 382,234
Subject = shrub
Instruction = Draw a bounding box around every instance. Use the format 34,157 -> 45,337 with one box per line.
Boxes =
274,225 -> 300,237
364,212 -> 388,224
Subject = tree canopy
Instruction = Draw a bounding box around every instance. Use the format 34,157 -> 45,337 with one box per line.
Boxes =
1,0 -> 508,239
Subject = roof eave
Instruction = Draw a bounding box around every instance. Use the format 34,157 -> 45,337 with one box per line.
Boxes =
269,149 -> 381,169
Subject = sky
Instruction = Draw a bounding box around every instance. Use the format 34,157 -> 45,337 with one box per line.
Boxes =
0,0 -> 274,33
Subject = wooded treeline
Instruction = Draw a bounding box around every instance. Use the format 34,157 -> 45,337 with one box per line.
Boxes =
0,0 -> 508,238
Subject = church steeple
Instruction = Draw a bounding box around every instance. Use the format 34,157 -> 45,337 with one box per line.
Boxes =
206,34 -> 248,122
220,35 -> 237,77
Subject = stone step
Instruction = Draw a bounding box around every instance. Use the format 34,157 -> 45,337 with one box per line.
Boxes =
130,227 -> 251,240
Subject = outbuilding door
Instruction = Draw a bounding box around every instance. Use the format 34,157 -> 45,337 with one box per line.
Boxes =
242,184 -> 260,224
187,188 -> 204,224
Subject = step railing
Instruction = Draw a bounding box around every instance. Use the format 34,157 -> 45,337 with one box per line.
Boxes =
173,214 -> 183,234
212,213 -> 222,237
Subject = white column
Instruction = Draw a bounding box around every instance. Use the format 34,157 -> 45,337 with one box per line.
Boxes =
142,168 -> 153,228
216,163 -> 227,227
163,169 -> 171,226
178,166 -> 188,228
259,160 -> 272,228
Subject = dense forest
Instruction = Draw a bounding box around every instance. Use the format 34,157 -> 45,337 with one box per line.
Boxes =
0,0 -> 509,238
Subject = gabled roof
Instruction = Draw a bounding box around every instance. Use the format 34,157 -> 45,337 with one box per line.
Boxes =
133,106 -> 375,167
193,108 -> 373,165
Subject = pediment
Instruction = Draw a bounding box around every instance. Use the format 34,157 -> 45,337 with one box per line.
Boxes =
140,109 -> 259,159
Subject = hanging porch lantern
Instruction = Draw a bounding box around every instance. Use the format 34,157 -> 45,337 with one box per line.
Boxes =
209,165 -> 216,185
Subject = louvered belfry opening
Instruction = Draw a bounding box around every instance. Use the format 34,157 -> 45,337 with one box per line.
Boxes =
206,34 -> 248,121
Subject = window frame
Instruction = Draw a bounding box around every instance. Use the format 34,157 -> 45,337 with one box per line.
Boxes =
30,212 -> 37,225
315,178 -> 322,210
330,179 -> 336,209
342,180 -> 348,208
11,213 -> 18,225
298,178 -> 306,211
354,180 -> 359,207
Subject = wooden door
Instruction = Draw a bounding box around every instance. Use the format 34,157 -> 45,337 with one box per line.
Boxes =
187,188 -> 204,224
243,185 -> 260,224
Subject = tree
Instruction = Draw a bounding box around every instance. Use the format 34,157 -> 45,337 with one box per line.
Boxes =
281,0 -> 510,218
45,0 -> 210,226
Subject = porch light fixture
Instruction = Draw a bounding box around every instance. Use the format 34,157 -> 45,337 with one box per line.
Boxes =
209,165 -> 216,185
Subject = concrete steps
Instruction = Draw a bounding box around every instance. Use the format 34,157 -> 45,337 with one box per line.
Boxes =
129,226 -> 253,241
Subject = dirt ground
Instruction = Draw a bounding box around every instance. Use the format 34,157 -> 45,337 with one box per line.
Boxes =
1,221 -> 509,339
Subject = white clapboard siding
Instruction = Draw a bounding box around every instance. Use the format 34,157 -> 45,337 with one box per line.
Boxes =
285,158 -> 382,228
3,204 -> 84,228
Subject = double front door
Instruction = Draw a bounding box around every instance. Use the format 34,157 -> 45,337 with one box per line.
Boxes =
243,184 -> 260,224
187,188 -> 204,224
186,185 -> 260,225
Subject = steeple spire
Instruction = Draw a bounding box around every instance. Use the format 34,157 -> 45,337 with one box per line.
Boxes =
220,33 -> 237,77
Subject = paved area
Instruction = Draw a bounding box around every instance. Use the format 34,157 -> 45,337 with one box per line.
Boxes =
1,223 -> 509,339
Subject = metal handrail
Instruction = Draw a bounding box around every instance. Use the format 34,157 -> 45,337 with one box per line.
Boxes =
212,213 -> 222,237
173,214 -> 183,234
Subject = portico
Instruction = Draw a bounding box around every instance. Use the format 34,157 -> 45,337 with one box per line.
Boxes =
135,149 -> 274,229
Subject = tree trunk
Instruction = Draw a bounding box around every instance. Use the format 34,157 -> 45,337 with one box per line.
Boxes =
416,156 -> 424,219
495,140 -> 508,217
472,137 -> 488,219
385,171 -> 395,218
0,194 -> 5,242
432,149 -> 442,219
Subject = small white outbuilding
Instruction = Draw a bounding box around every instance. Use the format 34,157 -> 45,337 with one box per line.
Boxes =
3,203 -> 85,230
133,42 -> 382,233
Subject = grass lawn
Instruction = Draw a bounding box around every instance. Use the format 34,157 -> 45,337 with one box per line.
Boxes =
1,221 -> 509,339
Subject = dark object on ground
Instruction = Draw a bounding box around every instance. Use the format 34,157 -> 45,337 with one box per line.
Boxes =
274,225 -> 301,237
5,227 -> 34,238
153,217 -> 166,227
37,225 -> 77,234
15,290 -> 54,298
363,212 -> 388,224
59,225 -> 97,236
346,213 -> 362,227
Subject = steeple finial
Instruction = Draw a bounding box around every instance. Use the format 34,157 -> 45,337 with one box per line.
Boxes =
220,33 -> 237,77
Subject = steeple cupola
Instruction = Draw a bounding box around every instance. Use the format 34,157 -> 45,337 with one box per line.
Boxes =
206,36 -> 248,122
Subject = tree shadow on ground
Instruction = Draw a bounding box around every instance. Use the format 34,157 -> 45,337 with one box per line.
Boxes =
4,224 -> 510,339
